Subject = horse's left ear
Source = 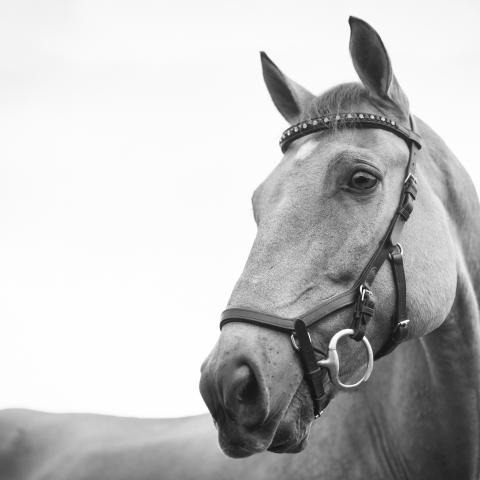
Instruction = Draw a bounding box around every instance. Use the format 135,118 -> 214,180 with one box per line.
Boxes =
348,16 -> 409,120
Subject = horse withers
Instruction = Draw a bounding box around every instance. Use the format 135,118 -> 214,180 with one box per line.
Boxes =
200,16 -> 480,479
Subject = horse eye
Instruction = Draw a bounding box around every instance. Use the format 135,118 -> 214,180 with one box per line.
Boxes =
349,171 -> 378,191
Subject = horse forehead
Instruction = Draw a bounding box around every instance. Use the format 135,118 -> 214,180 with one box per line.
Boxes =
257,137 -> 337,202
293,138 -> 319,161
280,128 -> 408,174
256,128 -> 408,207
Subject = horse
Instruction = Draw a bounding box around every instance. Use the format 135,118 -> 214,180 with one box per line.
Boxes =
199,15 -> 480,480
0,16 -> 478,480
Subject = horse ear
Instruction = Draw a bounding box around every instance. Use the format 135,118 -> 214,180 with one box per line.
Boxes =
260,51 -> 314,124
348,17 -> 409,119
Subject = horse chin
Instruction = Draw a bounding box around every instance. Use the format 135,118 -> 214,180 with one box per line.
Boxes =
216,383 -> 332,458
267,383 -> 315,454
268,382 -> 333,454
216,413 -> 280,458
217,421 -> 279,458
219,439 -> 268,459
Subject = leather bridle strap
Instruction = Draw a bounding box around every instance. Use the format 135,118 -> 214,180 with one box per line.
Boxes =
376,245 -> 409,358
220,112 -> 421,417
292,319 -> 327,411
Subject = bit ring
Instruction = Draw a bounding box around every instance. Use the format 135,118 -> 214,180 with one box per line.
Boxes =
317,328 -> 374,390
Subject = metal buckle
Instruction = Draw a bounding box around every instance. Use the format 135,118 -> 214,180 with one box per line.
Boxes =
398,319 -> 410,328
404,173 -> 417,185
359,284 -> 372,302
389,242 -> 403,259
315,410 -> 324,419
290,330 -> 312,351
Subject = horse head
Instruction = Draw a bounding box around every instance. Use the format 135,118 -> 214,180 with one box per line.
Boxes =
199,17 -> 457,458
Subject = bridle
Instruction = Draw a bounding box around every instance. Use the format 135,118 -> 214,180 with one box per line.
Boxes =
220,113 -> 421,417
220,112 -> 422,418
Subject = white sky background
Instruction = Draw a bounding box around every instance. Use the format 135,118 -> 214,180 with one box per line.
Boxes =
0,0 -> 479,418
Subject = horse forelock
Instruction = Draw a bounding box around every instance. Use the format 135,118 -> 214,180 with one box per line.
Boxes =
303,82 -> 405,125
307,82 -> 369,116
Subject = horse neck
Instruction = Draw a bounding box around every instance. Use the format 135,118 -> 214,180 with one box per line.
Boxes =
362,269 -> 480,480
365,120 -> 480,479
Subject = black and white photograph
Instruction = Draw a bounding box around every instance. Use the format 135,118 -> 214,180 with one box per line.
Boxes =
0,1 -> 479,479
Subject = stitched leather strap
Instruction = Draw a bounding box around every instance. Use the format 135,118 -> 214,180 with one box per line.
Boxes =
220,307 -> 294,332
293,319 -> 326,417
375,245 -> 409,359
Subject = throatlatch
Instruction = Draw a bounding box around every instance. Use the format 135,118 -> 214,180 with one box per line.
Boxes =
220,112 -> 421,418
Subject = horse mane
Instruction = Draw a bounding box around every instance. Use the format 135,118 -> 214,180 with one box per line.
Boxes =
305,82 -> 372,118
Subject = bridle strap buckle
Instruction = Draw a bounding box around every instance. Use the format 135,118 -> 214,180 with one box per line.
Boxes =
404,172 -> 417,186
360,284 -> 372,302
389,242 -> 403,259
351,285 -> 375,341
392,319 -> 410,342
290,330 -> 312,351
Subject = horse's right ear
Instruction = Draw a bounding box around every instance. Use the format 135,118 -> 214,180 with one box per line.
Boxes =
348,17 -> 409,120
260,52 -> 314,125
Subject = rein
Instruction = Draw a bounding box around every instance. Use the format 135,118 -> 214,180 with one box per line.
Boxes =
220,112 -> 422,418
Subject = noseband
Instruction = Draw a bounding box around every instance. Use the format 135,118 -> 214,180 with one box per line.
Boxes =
220,112 -> 422,418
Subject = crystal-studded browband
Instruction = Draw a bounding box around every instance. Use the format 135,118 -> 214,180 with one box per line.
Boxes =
279,112 -> 422,153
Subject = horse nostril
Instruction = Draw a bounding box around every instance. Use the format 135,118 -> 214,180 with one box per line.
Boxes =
236,370 -> 258,404
223,363 -> 268,427
231,365 -> 257,403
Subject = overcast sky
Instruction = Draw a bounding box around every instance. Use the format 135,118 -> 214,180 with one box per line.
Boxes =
0,0 -> 479,418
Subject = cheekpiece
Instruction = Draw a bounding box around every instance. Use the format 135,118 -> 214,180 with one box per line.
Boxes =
279,112 -> 422,153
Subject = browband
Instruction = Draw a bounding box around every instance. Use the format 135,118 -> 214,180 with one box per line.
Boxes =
279,112 -> 422,153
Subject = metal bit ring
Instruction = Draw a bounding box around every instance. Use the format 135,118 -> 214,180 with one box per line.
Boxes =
317,328 -> 374,390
